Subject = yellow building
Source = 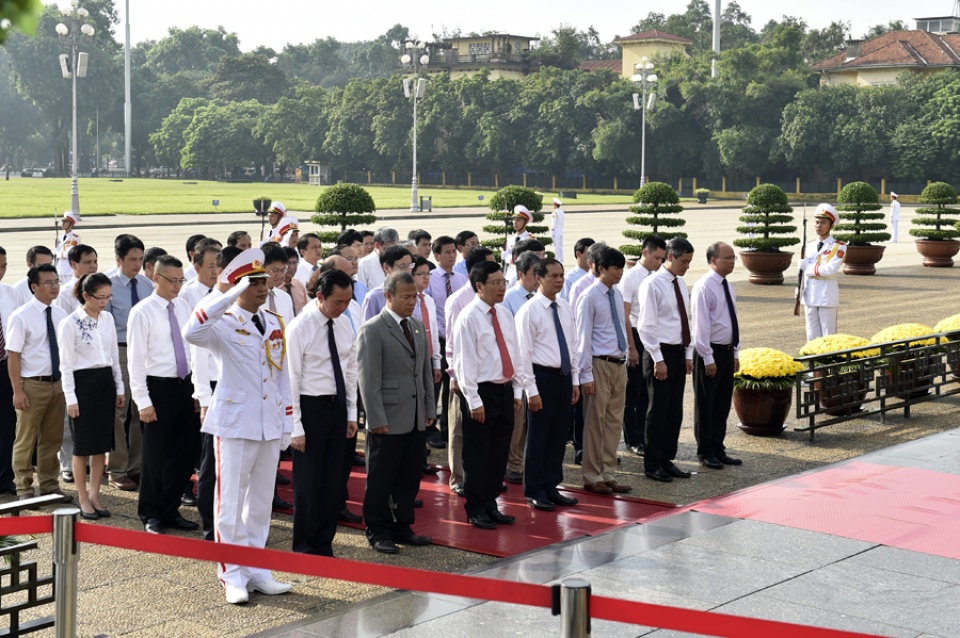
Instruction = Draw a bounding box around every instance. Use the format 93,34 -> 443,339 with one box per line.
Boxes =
579,30 -> 691,78
426,34 -> 539,80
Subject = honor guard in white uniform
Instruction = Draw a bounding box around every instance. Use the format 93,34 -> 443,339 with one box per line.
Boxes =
260,201 -> 286,243
269,216 -> 299,247
183,248 -> 294,605
889,192 -> 901,243
799,204 -> 846,341
550,198 -> 565,263
56,211 -> 80,284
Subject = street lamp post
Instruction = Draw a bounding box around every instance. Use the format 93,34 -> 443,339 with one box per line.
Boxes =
56,0 -> 95,218
631,58 -> 657,187
400,39 -> 429,212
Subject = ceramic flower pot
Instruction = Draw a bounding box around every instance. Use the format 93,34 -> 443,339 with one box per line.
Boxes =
915,239 -> 960,267
739,250 -> 794,285
733,387 -> 792,435
842,245 -> 886,276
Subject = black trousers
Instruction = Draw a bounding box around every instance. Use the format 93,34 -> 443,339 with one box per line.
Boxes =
569,394 -> 584,452
524,366 -> 572,500
461,381 -> 514,519
643,346 -> 687,472
198,381 -> 217,541
694,346 -> 735,458
363,427 -> 425,543
340,432 -> 358,511
433,336 -> 450,435
138,375 -> 196,523
623,328 -> 649,448
293,395 -> 346,556
0,360 -> 16,488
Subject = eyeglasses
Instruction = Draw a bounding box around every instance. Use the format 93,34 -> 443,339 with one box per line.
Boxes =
266,267 -> 287,275
413,271 -> 431,278
393,262 -> 413,271
485,279 -> 507,288
89,293 -> 113,301
158,274 -> 187,285
343,257 -> 359,263
37,280 -> 60,288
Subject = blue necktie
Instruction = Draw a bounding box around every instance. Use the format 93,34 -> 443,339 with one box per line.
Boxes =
130,278 -> 140,306
550,302 -> 571,376
607,288 -> 627,352
46,306 -> 61,381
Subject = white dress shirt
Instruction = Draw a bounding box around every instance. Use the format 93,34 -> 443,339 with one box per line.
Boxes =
515,292 -> 580,397
55,276 -> 81,315
416,292 -> 442,370
183,262 -> 197,281
127,292 -> 192,409
638,266 -> 694,363
0,282 -> 17,357
452,298 -> 523,410
286,300 -> 359,433
57,307 -> 123,405
691,270 -> 740,365
184,287 -> 220,408
266,287 -> 295,324
12,277 -> 33,308
443,284 -> 477,380
356,251 -> 385,290
295,260 -> 319,287
6,297 -> 68,377
618,263 -> 654,326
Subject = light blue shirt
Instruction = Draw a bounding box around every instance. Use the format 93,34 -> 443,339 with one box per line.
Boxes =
561,266 -> 588,302
105,272 -> 154,342
453,259 -> 469,277
361,285 -> 387,322
352,278 -> 368,304
502,283 -> 535,316
575,280 -> 627,384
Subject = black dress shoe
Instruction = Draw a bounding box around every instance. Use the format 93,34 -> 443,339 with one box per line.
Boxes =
353,453 -> 366,467
337,508 -> 362,524
93,507 -> 111,518
144,518 -> 164,534
546,492 -> 578,506
395,533 -> 433,546
468,514 -> 497,529
166,515 -> 199,531
427,437 -> 447,450
526,497 -> 556,511
663,463 -> 692,479
372,539 -> 399,554
644,468 -> 673,483
276,472 -> 291,485
718,453 -> 743,466
0,482 -> 17,495
61,471 -> 75,483
272,495 -> 292,510
699,456 -> 724,470
505,470 -> 523,484
628,444 -> 645,456
181,492 -> 198,506
488,510 -> 515,524
80,509 -> 99,520
413,498 -> 424,508
452,485 -> 466,497
422,464 -> 440,475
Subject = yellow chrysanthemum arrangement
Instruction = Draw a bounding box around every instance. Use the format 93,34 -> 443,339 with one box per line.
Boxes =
869,323 -> 940,350
934,313 -> 960,339
734,347 -> 805,390
799,334 -> 881,363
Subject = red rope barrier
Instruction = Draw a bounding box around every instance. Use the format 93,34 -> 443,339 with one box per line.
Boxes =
0,516 -> 887,638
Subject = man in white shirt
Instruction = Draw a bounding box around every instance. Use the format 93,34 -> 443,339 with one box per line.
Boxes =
618,235 -> 666,457
889,192 -> 900,243
262,244 -> 295,323
638,237 -> 696,483
294,233 -> 323,286
453,262 -> 523,530
182,234 -> 206,282
184,249 -> 293,604
550,198 -> 565,262
128,255 -> 198,534
691,242 -> 742,470
286,269 -> 358,557
55,211 -> 80,284
0,246 -> 17,493
561,238 -> 594,302
260,201 -> 286,243
504,205 -> 532,263
799,205 -> 846,341
6,263 -> 68,500
12,246 -> 55,308
356,227 -> 399,291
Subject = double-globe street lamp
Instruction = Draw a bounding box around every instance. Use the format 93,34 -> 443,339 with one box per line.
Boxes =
55,0 -> 95,218
631,57 -> 657,187
400,39 -> 429,212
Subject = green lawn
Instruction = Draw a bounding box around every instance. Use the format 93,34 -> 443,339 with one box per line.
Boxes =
0,178 -> 636,217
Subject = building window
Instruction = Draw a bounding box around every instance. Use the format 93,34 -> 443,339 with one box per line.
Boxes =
468,42 -> 492,56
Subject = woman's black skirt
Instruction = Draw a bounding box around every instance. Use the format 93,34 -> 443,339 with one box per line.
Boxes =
70,367 -> 115,456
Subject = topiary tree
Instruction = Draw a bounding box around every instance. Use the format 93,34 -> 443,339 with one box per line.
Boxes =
620,182 -> 686,256
911,181 -> 960,241
482,185 -> 549,255
312,183 -> 378,244
733,184 -> 799,252
833,181 -> 889,246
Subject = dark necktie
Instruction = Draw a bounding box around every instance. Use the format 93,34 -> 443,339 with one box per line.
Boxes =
401,318 -> 416,353
721,278 -> 740,347
817,241 -> 824,252
45,306 -> 61,381
251,313 -> 265,335
130,278 -> 140,306
328,319 -> 346,406
550,301 -> 571,376
672,277 -> 691,348
607,288 -> 627,352
444,272 -> 453,298
526,292 -> 534,300
490,307 -> 515,379
0,310 -> 7,361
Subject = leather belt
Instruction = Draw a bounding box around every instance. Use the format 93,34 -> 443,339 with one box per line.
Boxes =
25,375 -> 57,382
594,355 -> 626,365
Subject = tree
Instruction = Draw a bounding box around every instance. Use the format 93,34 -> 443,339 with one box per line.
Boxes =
312,183 -> 378,243
733,183 -> 798,251
834,181 -> 889,246
208,53 -> 289,104
531,25 -> 618,69
802,20 -> 849,64
254,84 -> 338,169
179,100 -> 269,178
483,185 -> 547,252
863,20 -> 908,40
150,97 -> 210,168
911,182 -> 960,241
621,182 -> 686,254
0,0 -> 42,44
145,25 -> 240,75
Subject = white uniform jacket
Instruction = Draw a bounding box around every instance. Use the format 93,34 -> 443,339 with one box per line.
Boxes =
799,236 -> 846,308
183,280 -> 293,442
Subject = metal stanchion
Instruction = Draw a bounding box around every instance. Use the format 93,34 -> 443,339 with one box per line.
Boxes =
560,578 -> 591,637
52,507 -> 80,638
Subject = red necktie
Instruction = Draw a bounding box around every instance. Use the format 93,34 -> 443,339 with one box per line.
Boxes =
418,293 -> 433,359
490,307 -> 514,379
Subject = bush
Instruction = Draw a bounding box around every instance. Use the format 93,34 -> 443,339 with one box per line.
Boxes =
732,183 -> 800,252
620,181 -> 685,255
833,181 -> 889,246
695,188 -> 710,197
312,183 -> 378,244
482,185 -> 549,255
910,182 -> 960,241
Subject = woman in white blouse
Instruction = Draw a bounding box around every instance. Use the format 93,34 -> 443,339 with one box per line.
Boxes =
58,273 -> 125,519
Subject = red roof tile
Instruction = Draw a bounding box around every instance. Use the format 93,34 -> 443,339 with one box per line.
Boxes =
618,30 -> 692,45
812,30 -> 960,71
578,59 -> 623,73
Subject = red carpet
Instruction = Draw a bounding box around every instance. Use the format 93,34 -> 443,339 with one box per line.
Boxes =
695,461 -> 960,560
276,461 -> 675,558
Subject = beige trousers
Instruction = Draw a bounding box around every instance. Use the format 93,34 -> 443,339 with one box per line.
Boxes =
582,358 -> 627,485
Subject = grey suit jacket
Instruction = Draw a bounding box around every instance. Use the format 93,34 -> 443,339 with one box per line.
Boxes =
357,309 -> 435,435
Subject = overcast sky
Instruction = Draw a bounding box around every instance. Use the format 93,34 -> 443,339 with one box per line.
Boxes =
107,0 -> 954,50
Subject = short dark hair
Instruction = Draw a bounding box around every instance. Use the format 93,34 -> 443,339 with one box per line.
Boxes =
360,230 -> 374,240
155,255 -> 183,273
535,257 -> 563,279
384,271 -> 414,295
314,268 -> 353,298
337,229 -> 363,246
76,272 -> 111,304
185,234 -> 206,256
261,243 -> 287,266
667,237 -> 695,259
512,238 -> 545,261
431,235 -> 456,255
195,237 -> 222,251
297,232 -> 322,255
68,244 -> 97,264
28,263 -> 58,289
469,260 -> 501,292
283,246 -> 299,261
574,237 -> 595,258
217,246 -> 242,270
114,234 -> 144,259
455,230 -> 478,248
641,235 -> 667,254
515,250 -> 541,276
0,246 -> 5,256
409,229 -> 432,244
192,244 -> 220,266
380,244 -> 411,268
412,256 -> 431,273
593,245 -> 626,274
27,245 -> 54,266
226,230 -> 250,247
143,246 -> 167,268
465,245 -> 494,271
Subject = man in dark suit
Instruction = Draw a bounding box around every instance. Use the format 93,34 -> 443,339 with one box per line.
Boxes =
357,271 -> 436,554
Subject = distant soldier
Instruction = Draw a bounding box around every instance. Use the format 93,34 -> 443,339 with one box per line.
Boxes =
889,192 -> 901,243
55,211 -> 80,284
550,198 -> 566,262
799,204 -> 846,341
